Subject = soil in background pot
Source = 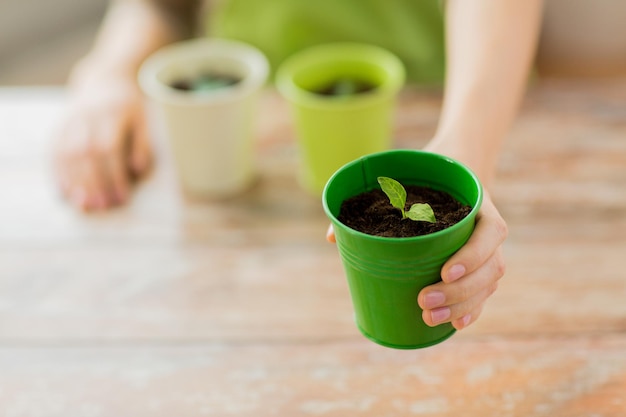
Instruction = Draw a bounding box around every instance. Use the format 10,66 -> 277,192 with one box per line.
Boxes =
312,77 -> 377,96
169,72 -> 241,93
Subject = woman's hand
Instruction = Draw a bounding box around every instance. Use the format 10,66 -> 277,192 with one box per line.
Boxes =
52,74 -> 152,211
417,191 -> 507,330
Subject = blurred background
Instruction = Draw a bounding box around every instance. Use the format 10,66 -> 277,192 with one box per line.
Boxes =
1,0 -> 626,85
0,0 -> 107,85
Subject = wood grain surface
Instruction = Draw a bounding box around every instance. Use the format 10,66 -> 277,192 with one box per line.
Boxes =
1,80 -> 625,416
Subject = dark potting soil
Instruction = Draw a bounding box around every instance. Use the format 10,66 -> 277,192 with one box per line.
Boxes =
338,186 -> 472,238
169,72 -> 241,93
313,78 -> 377,97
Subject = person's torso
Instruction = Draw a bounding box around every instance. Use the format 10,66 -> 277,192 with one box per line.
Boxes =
207,0 -> 445,85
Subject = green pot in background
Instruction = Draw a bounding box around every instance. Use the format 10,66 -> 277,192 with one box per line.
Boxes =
276,42 -> 405,196
322,150 -> 483,349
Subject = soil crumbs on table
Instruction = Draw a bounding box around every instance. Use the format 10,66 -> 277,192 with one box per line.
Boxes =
338,186 -> 472,238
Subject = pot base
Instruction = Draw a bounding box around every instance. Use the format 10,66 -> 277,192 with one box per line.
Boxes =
357,322 -> 457,350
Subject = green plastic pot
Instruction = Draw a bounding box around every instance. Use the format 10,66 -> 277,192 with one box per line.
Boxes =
276,42 -> 405,196
322,150 -> 483,349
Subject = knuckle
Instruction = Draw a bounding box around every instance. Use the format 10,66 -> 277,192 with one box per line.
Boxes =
494,253 -> 507,279
461,246 -> 481,267
494,259 -> 506,279
488,281 -> 499,296
494,216 -> 509,242
457,284 -> 472,303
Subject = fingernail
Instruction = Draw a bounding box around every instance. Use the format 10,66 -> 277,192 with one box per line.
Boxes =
423,291 -> 445,309
431,307 -> 451,324
462,314 -> 471,327
446,264 -> 466,282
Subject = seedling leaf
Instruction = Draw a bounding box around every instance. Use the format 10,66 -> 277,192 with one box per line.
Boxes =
406,203 -> 436,223
377,176 -> 437,223
377,176 -> 407,218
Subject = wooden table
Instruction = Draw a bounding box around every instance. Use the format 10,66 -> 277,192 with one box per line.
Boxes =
1,80 -> 625,416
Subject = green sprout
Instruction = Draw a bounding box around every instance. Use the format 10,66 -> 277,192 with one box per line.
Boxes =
377,177 -> 436,223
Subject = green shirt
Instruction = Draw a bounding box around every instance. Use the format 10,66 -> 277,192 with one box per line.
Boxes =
208,0 -> 445,85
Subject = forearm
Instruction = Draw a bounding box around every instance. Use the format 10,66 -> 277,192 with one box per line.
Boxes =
70,0 -> 202,86
429,0 -> 543,186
